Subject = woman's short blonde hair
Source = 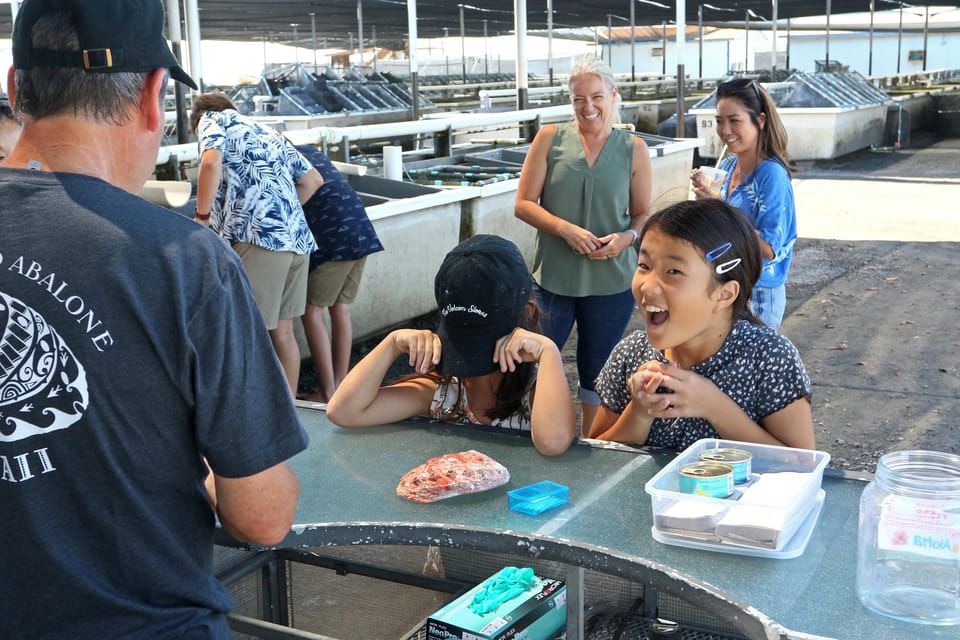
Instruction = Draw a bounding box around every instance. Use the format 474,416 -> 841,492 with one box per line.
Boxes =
568,57 -> 621,126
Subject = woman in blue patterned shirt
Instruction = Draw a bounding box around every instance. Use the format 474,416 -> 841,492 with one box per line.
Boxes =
691,79 -> 797,329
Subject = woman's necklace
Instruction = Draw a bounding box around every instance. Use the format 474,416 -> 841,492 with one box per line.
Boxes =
730,157 -> 758,193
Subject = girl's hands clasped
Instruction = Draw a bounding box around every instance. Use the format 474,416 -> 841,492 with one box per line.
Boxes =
627,360 -> 718,420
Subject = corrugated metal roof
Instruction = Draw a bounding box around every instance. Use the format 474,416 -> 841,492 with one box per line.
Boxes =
0,1 -> 944,52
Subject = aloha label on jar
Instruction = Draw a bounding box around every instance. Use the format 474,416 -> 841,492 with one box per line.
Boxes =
877,496 -> 960,560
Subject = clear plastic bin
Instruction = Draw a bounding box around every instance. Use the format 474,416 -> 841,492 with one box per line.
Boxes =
645,439 -> 830,555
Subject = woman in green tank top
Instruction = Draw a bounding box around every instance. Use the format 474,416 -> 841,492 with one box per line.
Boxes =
515,58 -> 653,433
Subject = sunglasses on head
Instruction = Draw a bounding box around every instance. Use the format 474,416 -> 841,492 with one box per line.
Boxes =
718,78 -> 764,112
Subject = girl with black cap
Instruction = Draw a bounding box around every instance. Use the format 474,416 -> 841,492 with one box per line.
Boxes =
327,235 -> 576,456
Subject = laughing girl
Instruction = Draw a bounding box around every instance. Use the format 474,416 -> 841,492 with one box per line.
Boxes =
587,199 -> 814,450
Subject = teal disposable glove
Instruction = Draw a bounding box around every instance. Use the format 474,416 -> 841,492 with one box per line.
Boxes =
468,567 -> 537,615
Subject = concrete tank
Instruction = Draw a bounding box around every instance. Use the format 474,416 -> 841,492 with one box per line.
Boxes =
690,72 -> 891,161
398,134 -> 700,268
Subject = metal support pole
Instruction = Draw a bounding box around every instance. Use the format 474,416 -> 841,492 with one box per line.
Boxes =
676,0 -> 686,138
164,0 -> 188,143
460,4 -> 467,83
311,12 -> 318,73
744,11 -> 749,71
698,4 -> 703,80
357,0 -> 364,66
677,63 -> 686,137
483,19 -> 489,77
897,2 -> 903,74
292,24 -> 299,65
786,18 -> 791,71
630,0 -> 636,82
607,14 -> 613,66
771,0 -> 778,79
868,0 -> 874,76
922,5 -> 929,71
408,0 -> 420,120
825,0 -> 831,70
565,567 -> 585,640
547,0 -> 554,85
515,0 -> 529,113
184,0 -> 203,91
661,21 -> 667,75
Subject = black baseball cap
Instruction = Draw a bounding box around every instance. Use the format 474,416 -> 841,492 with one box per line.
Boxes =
13,0 -> 198,90
434,235 -> 533,378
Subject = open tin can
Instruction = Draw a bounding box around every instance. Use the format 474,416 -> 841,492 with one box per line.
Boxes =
699,448 -> 753,484
678,461 -> 734,498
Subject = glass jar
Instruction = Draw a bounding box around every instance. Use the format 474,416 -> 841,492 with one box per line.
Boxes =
856,450 -> 960,625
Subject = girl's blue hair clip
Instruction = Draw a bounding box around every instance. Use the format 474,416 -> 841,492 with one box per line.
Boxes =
705,242 -> 732,262
705,242 -> 740,274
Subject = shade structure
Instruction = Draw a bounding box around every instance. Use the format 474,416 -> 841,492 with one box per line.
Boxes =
1,1 -> 945,52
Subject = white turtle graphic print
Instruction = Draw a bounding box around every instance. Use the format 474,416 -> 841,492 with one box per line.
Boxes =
0,291 -> 88,442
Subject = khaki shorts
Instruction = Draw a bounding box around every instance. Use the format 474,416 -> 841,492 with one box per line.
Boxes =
307,257 -> 368,307
233,242 -> 309,330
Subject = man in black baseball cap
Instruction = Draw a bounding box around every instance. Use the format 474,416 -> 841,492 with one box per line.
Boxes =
13,0 -> 197,90
0,2 -> 307,638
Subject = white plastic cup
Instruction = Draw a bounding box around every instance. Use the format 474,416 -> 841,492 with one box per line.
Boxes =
698,167 -> 728,197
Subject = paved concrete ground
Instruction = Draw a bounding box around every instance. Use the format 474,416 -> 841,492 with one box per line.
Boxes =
778,134 -> 960,471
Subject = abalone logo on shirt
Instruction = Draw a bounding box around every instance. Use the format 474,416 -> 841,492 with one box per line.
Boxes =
0,291 -> 88,442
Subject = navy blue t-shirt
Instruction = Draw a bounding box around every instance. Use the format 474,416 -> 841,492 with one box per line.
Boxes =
296,144 -> 384,270
0,169 -> 309,639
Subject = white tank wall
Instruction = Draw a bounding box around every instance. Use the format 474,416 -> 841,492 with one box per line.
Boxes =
293,198 -> 464,355
785,31 -> 960,76
350,201 -> 464,340
609,40 -> 733,78
691,103 -> 887,160
604,30 -> 960,79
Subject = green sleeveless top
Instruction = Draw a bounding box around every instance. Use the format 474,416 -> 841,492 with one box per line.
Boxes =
534,124 -> 637,297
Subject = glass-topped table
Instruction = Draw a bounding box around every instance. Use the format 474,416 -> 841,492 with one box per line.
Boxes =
225,405 -> 954,640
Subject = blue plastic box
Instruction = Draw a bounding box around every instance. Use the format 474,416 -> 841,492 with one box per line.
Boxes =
508,481 -> 569,516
